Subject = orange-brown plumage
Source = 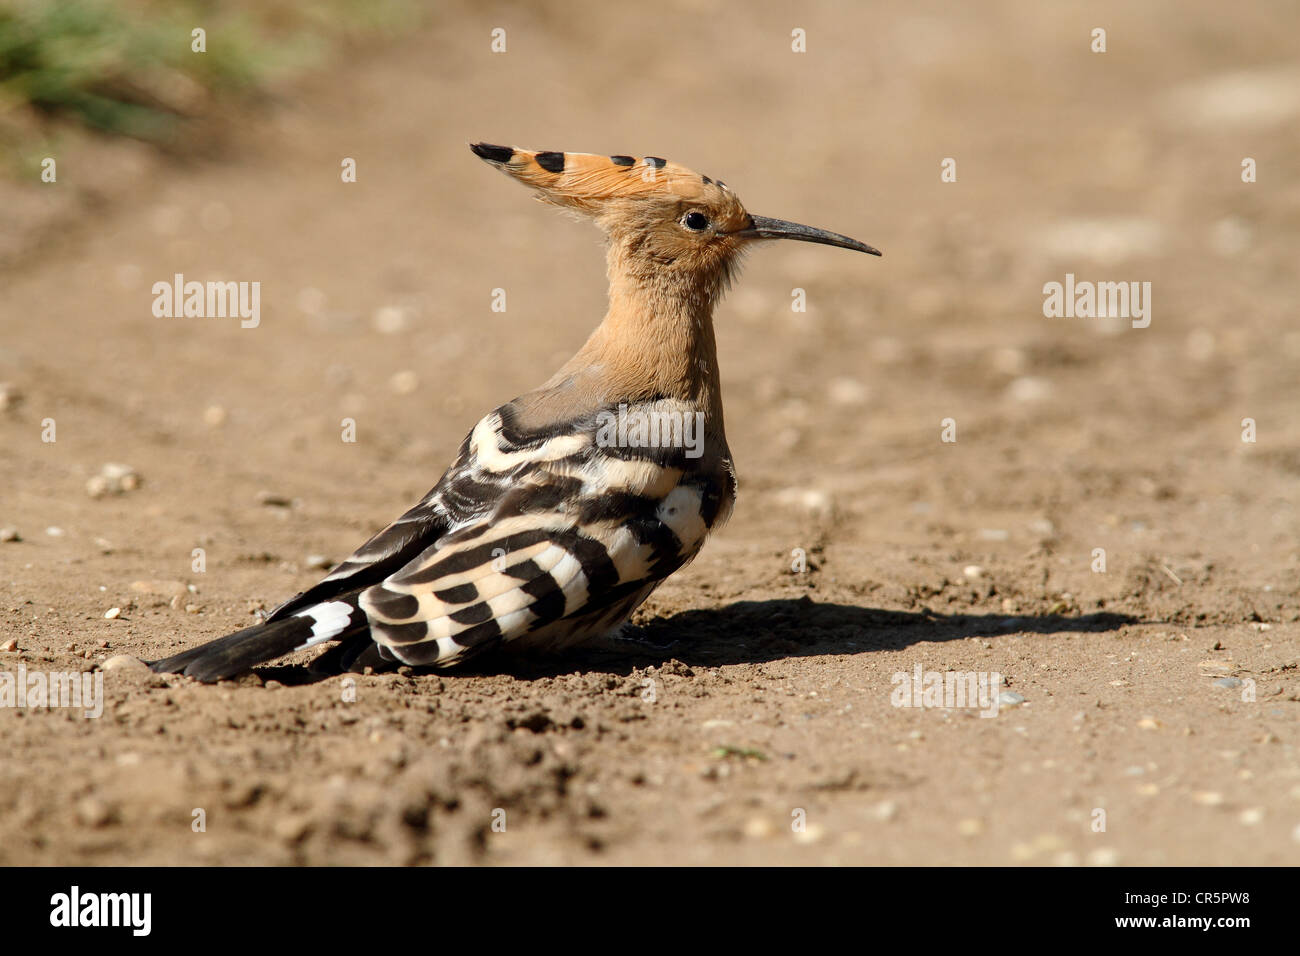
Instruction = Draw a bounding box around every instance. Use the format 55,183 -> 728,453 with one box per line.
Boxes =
471,143 -> 878,433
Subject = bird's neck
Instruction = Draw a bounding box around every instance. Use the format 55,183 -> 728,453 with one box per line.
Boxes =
563,254 -> 729,425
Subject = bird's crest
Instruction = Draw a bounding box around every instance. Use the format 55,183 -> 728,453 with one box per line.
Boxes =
470,142 -> 751,231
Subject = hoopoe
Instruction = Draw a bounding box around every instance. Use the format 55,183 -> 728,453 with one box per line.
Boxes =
152,143 -> 880,682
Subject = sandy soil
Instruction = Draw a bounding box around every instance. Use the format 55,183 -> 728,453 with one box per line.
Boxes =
1,0 -> 1298,865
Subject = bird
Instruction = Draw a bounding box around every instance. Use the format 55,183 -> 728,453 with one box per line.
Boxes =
150,143 -> 880,682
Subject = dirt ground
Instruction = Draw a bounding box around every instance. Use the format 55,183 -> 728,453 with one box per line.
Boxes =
1,0 -> 1298,865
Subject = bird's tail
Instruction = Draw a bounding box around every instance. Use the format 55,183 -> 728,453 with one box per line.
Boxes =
150,594 -> 368,683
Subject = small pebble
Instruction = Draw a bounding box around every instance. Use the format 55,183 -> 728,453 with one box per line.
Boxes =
827,377 -> 869,406
0,382 -> 23,411
1209,218 -> 1251,258
793,823 -> 826,844
774,487 -> 832,515
389,370 -> 420,395
223,783 -> 263,809
130,579 -> 187,598
1,638 -> 17,652
305,554 -> 333,570
1192,791 -> 1224,806
86,463 -> 141,498
1238,807 -> 1264,826
0,527 -> 19,542
1137,717 -> 1162,730
1006,376 -> 1051,403
1212,677 -> 1243,689
75,797 -> 116,828
962,565 -> 985,580
870,800 -> 899,822
203,405 -> 227,427
372,305 -> 410,335
102,655 -> 150,674
1010,842 -> 1035,861
274,815 -> 313,844
104,607 -> 121,620
1088,847 -> 1120,867
1037,834 -> 1065,853
998,691 -> 1025,707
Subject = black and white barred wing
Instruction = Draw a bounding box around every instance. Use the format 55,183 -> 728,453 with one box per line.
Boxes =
264,489 -> 455,623
351,410 -> 731,667
261,409 -> 539,623
151,400 -> 732,681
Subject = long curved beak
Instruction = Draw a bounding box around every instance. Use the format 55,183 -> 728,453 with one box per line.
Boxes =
734,215 -> 881,256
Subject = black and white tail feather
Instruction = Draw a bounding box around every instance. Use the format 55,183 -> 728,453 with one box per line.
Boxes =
150,398 -> 735,682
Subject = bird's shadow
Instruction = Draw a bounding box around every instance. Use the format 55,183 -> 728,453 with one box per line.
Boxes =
258,597 -> 1138,686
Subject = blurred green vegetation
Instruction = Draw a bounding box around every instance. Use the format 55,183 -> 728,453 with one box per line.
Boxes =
0,0 -> 420,149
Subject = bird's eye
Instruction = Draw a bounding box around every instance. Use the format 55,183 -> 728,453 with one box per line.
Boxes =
683,211 -> 710,231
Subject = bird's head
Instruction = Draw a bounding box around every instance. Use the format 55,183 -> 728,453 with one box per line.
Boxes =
470,143 -> 879,297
